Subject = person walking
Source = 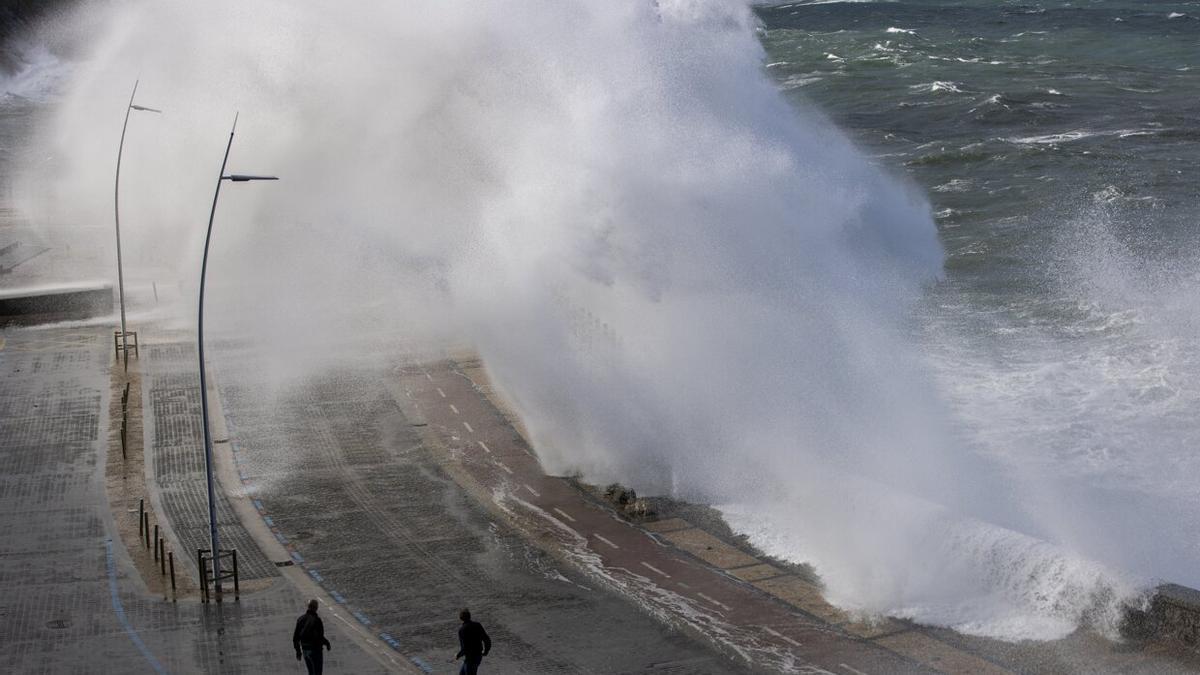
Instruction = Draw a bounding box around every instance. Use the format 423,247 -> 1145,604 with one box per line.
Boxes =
293,599 -> 332,674
454,608 -> 491,674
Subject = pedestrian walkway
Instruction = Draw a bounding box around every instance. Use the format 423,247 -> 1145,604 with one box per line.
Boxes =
0,324 -> 389,673
207,339 -> 743,673
141,338 -> 276,583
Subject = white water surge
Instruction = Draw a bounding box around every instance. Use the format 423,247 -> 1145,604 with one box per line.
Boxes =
13,0 -> 1155,641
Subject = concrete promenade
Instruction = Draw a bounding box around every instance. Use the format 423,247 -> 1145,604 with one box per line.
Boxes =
0,323 -> 389,674
206,337 -> 743,673
5,321 -> 1200,673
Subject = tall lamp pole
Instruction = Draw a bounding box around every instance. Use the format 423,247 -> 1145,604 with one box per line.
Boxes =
198,113 -> 277,602
114,80 -> 162,371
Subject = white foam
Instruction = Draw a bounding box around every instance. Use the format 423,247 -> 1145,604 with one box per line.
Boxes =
721,484 -> 1142,642
1006,130 -> 1097,145
910,80 -> 965,94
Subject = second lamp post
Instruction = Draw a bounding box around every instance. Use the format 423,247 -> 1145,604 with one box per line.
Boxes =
197,113 -> 277,602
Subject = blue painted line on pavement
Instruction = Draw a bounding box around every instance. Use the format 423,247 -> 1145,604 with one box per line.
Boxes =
290,551 -> 304,564
308,569 -> 324,583
330,591 -> 346,604
353,610 -> 372,626
105,539 -> 168,674
252,499 -> 264,512
410,656 -> 433,672
263,515 -> 274,527
275,532 -> 289,544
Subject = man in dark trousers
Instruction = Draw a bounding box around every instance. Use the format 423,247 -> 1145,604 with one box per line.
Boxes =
293,599 -> 332,674
454,608 -> 491,674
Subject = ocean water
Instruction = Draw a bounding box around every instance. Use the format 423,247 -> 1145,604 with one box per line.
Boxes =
4,0 -> 1198,645
748,0 -> 1200,636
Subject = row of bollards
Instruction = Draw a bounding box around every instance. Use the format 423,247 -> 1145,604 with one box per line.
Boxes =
138,497 -> 177,599
121,364 -> 177,600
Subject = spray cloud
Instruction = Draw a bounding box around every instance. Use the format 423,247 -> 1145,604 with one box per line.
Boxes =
14,0 -> 1141,641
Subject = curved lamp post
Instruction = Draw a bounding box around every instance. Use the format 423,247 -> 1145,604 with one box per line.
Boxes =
114,80 -> 162,371
198,113 -> 277,601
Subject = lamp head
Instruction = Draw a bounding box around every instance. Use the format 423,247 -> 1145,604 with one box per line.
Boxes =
224,175 -> 279,182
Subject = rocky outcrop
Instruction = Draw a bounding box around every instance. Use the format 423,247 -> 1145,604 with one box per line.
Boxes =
603,483 -> 655,519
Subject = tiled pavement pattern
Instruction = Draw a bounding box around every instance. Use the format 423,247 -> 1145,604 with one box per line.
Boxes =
0,325 -> 387,673
142,342 -> 276,582
211,346 -> 743,674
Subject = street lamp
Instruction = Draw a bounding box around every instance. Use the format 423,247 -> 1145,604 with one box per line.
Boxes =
114,80 -> 162,371
198,113 -> 277,601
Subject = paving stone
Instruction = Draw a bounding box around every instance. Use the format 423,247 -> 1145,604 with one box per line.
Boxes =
0,325 -> 389,673
660,527 -> 761,569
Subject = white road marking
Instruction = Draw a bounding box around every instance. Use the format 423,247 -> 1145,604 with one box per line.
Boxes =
552,507 -> 576,523
449,404 -> 459,414
640,562 -> 671,579
437,387 -> 446,398
463,421 -> 474,433
594,534 -> 620,550
697,592 -> 731,611
495,461 -> 514,475
763,626 -> 801,647
839,664 -> 869,675
424,371 -> 432,381
478,441 -> 492,454
524,484 -> 541,497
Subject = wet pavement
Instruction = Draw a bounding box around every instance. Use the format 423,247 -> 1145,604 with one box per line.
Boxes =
4,320 -> 1200,673
209,339 -> 742,674
0,324 -> 390,674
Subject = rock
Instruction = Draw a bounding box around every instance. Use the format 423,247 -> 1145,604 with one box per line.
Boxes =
603,484 -> 655,518
604,483 -> 636,506
626,497 -> 655,518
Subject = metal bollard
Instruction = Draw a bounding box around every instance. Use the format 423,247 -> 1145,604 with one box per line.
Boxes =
121,417 -> 127,460
198,549 -> 208,603
143,514 -> 150,549
153,525 -> 159,561
168,551 -> 176,597
231,549 -> 240,601
138,499 -> 144,539
159,539 -> 166,575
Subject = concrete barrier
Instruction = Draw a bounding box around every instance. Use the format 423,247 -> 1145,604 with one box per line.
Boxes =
0,281 -> 113,325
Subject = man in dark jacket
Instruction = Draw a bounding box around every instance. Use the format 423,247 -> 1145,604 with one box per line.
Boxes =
454,608 -> 491,674
293,599 -> 332,674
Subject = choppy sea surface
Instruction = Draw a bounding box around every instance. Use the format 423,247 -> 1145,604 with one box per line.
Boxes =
754,0 -> 1200,605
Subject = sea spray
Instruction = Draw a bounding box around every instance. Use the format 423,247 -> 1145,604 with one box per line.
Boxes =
12,0 -> 1143,641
